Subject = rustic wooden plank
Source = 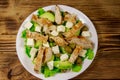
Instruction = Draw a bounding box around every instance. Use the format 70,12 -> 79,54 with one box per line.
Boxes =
0,0 -> 120,79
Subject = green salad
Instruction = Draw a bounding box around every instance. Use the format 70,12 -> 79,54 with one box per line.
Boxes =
21,5 -> 94,77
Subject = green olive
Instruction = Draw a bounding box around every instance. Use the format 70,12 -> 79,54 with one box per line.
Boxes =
64,46 -> 72,54
69,43 -> 76,49
76,57 -> 82,65
81,26 -> 89,31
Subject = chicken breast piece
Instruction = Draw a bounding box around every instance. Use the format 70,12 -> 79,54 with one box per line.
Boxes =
34,47 -> 45,73
64,13 -> 76,24
26,30 -> 48,43
50,36 -> 68,46
32,14 -> 38,22
63,22 -> 84,38
67,36 -> 93,49
55,5 -> 62,24
32,15 -> 53,27
44,47 -> 53,63
37,18 -> 53,27
69,45 -> 83,63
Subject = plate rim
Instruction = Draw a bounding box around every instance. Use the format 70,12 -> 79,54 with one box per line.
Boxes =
16,4 -> 98,80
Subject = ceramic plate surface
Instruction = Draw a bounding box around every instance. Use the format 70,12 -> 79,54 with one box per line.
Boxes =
16,5 -> 98,80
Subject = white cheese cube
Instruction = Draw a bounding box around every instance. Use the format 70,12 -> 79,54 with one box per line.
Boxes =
57,25 -> 65,32
35,26 -> 41,32
52,45 -> 59,54
30,47 -> 38,61
60,54 -> 68,61
79,50 -> 87,57
81,31 -> 91,37
27,38 -> 34,47
43,42 -> 49,47
47,61 -> 54,70
51,30 -> 59,36
66,21 -> 73,28
24,21 -> 33,29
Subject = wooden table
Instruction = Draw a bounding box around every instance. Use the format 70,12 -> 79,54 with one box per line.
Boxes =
0,0 -> 120,79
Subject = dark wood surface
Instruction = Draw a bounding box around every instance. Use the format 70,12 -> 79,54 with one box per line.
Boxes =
0,0 -> 120,79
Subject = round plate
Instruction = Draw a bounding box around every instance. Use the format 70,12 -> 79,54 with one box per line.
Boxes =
16,5 -> 98,80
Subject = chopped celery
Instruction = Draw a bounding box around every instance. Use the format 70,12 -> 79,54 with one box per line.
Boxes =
38,8 -> 45,16
72,64 -> 82,72
25,45 -> 31,58
21,29 -> 27,38
34,40 -> 42,49
54,61 -> 72,69
86,49 -> 94,60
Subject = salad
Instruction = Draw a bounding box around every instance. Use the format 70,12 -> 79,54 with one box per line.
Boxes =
21,5 -> 94,77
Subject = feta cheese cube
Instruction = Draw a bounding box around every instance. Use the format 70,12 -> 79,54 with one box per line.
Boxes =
24,21 -> 33,29
60,54 -> 68,61
35,26 -> 41,32
57,25 -> 65,32
51,30 -> 59,36
52,45 -> 59,54
47,61 -> 54,70
66,21 -> 73,28
79,50 -> 87,57
30,47 -> 37,61
27,38 -> 34,47
81,31 -> 91,37
43,42 -> 49,47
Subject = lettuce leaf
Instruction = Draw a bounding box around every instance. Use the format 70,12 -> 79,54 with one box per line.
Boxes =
72,64 -> 82,72
21,29 -> 27,38
25,45 -> 31,58
38,8 -> 45,16
86,49 -> 94,60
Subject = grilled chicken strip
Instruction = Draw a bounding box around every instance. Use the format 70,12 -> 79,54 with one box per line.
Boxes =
69,45 -> 82,63
67,36 -> 93,49
64,13 -> 76,24
26,30 -> 48,43
63,22 -> 84,38
32,14 -> 53,27
55,5 -> 62,24
34,47 -> 45,73
50,36 -> 68,46
44,47 -> 53,63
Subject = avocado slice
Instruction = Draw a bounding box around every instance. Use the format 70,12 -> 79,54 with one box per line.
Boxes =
40,12 -> 55,22
54,61 -> 72,69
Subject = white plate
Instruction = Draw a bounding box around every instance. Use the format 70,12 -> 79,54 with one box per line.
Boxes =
16,5 -> 98,80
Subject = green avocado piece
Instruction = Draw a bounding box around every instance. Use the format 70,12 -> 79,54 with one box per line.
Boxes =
54,61 -> 72,69
40,12 -> 55,22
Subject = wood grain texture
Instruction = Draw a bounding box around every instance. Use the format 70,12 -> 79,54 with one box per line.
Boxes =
0,0 -> 120,80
